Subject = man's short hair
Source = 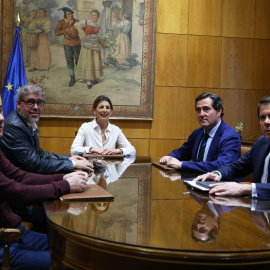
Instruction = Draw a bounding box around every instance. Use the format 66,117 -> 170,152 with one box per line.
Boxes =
39,8 -> 47,14
91,9 -> 100,18
195,92 -> 224,118
17,84 -> 45,101
258,96 -> 270,118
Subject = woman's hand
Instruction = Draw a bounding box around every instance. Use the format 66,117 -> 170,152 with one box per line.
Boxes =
101,148 -> 122,155
90,148 -> 122,155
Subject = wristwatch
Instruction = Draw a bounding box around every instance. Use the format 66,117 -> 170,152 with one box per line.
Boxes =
211,171 -> 222,177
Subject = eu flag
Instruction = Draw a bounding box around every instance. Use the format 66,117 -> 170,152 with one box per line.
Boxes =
1,27 -> 27,118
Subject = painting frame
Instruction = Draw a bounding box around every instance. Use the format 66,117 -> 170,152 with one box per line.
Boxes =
4,0 -> 156,119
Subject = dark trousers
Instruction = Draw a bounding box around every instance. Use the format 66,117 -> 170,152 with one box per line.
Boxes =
64,44 -> 81,69
0,225 -> 51,270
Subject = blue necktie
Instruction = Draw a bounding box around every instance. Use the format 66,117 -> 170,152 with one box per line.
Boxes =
197,133 -> 209,162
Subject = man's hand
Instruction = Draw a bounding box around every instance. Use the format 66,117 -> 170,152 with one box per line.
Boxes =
159,156 -> 182,169
74,160 -> 94,172
159,156 -> 171,164
159,170 -> 181,181
209,182 -> 252,197
67,202 -> 88,215
166,158 -> 182,169
193,172 -> 221,182
69,155 -> 86,161
209,195 -> 251,208
65,175 -> 87,193
63,171 -> 88,180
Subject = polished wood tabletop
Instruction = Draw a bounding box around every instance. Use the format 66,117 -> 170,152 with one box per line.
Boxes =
45,156 -> 270,270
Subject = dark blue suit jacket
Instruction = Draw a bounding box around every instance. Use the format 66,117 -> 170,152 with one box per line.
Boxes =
169,120 -> 241,174
218,136 -> 270,200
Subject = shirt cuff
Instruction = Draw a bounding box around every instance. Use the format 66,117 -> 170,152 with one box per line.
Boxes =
71,160 -> 76,168
212,171 -> 222,178
250,197 -> 257,211
251,183 -> 258,198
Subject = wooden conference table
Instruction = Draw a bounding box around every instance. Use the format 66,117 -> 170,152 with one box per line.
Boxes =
45,156 -> 270,270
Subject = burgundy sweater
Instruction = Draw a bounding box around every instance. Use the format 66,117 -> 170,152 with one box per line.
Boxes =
0,151 -> 70,227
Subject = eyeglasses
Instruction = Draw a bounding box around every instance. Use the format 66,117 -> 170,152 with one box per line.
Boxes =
20,99 -> 45,108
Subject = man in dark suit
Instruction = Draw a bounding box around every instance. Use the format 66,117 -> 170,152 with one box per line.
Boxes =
194,96 -> 270,201
159,93 -> 241,173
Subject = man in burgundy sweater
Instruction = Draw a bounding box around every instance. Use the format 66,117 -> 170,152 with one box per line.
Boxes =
0,105 -> 88,269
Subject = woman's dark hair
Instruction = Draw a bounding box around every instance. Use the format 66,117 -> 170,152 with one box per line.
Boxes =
93,95 -> 113,110
195,92 -> 224,118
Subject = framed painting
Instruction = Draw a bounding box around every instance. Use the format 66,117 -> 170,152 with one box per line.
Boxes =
11,0 -> 156,119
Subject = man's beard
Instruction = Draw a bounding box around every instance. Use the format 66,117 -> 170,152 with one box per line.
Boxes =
24,114 -> 40,124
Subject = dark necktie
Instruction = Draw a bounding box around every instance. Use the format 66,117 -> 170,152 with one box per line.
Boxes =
197,133 -> 209,162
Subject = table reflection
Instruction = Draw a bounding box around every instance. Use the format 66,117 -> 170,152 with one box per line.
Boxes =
46,158 -> 270,253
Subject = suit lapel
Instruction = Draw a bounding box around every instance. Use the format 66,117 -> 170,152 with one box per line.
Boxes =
206,121 -> 223,161
253,138 -> 270,183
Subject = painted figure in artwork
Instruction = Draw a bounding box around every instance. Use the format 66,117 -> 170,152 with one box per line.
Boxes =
20,0 -> 37,67
55,7 -> 81,87
28,8 -> 52,72
75,9 -> 103,89
113,13 -> 131,66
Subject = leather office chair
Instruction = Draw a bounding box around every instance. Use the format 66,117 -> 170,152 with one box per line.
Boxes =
0,228 -> 21,270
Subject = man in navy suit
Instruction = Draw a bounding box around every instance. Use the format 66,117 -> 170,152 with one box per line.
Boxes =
194,96 -> 270,201
159,93 -> 241,173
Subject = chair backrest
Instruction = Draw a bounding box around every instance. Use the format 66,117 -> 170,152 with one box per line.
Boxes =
241,146 -> 253,182
0,228 -> 21,270
241,146 -> 251,156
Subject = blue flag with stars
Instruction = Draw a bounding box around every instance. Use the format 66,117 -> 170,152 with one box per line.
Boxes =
1,27 -> 27,118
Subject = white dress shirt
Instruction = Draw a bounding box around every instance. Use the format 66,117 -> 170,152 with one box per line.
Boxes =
70,119 -> 136,156
197,120 -> 221,161
252,151 -> 270,198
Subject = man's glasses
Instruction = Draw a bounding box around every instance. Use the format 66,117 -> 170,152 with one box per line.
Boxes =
20,99 -> 45,108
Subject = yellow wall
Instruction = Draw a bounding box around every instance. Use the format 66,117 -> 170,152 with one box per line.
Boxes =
37,0 -> 270,156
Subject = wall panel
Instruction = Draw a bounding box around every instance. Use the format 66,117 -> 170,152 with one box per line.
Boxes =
221,38 -> 254,89
149,139 -> 184,158
253,40 -> 270,90
220,89 -> 261,143
255,0 -> 270,39
222,0 -> 255,38
189,0 -> 222,36
155,33 -> 187,87
151,87 -> 186,139
30,0 -> 270,159
39,137 -> 74,155
187,36 -> 222,88
157,0 -> 188,34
